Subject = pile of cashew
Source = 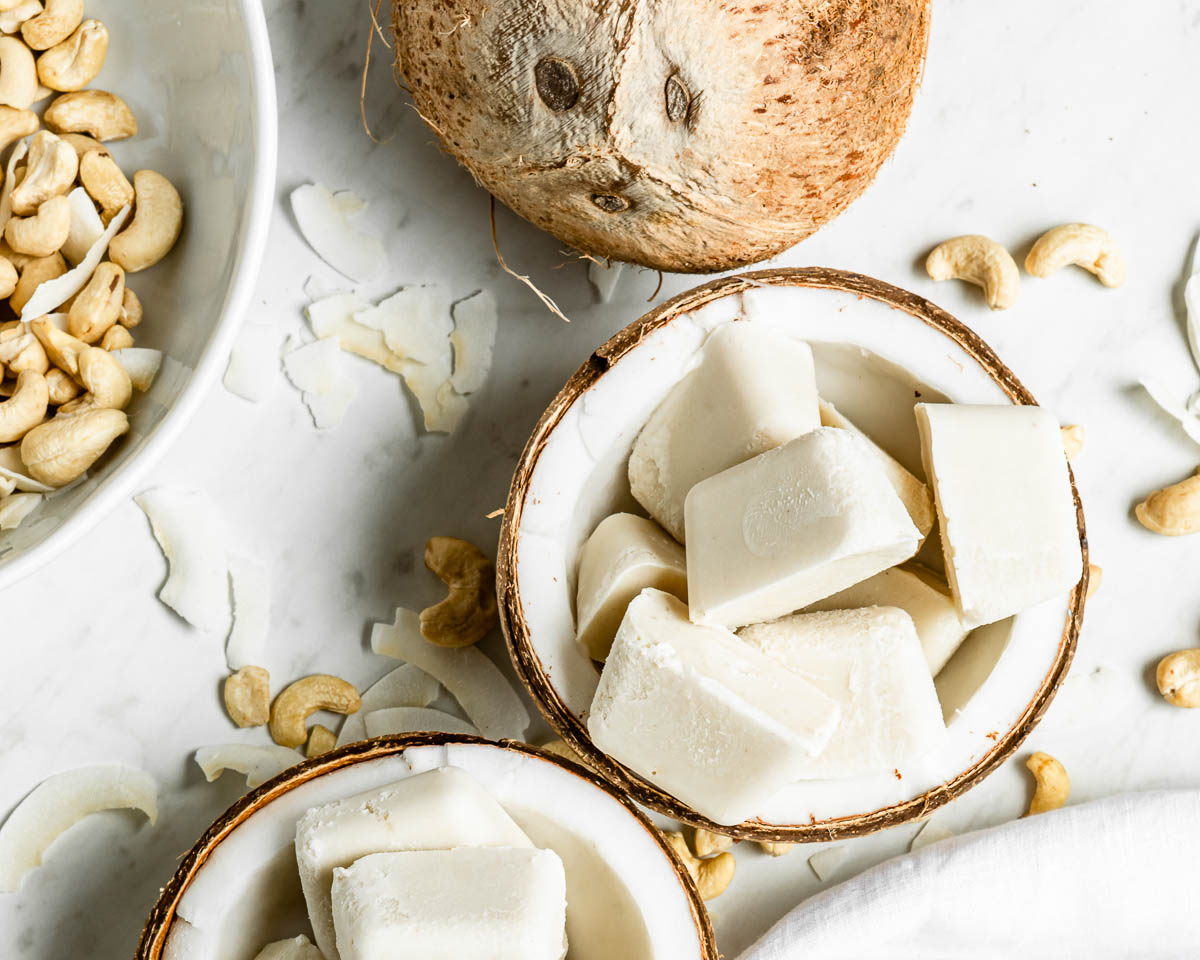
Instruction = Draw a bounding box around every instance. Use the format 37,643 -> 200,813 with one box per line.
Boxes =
0,0 -> 185,528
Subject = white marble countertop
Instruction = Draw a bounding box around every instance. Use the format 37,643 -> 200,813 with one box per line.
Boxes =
4,0 -> 1200,957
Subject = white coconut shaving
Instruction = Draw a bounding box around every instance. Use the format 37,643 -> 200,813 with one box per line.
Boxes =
111,348 -> 163,392
398,358 -> 468,433
587,260 -> 623,303
0,475 -> 14,498
223,324 -> 280,403
289,183 -> 386,282
807,844 -> 849,882
252,936 -> 326,960
354,286 -> 453,362
194,744 -> 301,789
136,487 -> 230,633
282,336 -> 358,429
225,554 -> 270,671
371,607 -> 530,741
61,186 -> 105,265
0,445 -> 55,494
0,138 -> 27,234
0,491 -> 42,530
0,764 -> 158,893
910,819 -> 955,852
450,290 -> 498,394
1139,376 -> 1200,445
20,203 -> 129,319
336,663 -> 440,746
364,707 -> 479,738
1186,236 -> 1200,376
306,291 -> 399,369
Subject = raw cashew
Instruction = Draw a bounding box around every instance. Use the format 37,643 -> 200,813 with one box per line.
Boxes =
58,130 -> 101,157
1060,424 -> 1083,461
306,724 -> 336,758
43,364 -> 77,404
20,0 -> 81,50
758,841 -> 795,857
5,193 -> 71,256
0,104 -> 35,152
419,536 -> 498,648
1085,563 -> 1102,600
30,313 -> 83,374
1024,751 -> 1069,816
1156,649 -> 1200,708
43,88 -> 135,140
67,259 -> 122,342
120,284 -> 141,326
664,831 -> 735,901
224,665 -> 270,728
10,129 -> 77,215
0,1 -> 42,36
1025,224 -> 1125,287
0,252 -> 15,297
693,828 -> 733,858
109,170 -> 182,272
0,36 -> 37,108
926,235 -> 1020,310
0,367 -> 46,440
64,344 -> 130,410
9,250 -> 63,313
35,18 -> 105,91
268,675 -> 361,749
19,403 -> 126,485
0,238 -> 32,270
99,322 -> 130,350
78,148 -> 130,219
1135,468 -> 1200,535
0,324 -> 46,373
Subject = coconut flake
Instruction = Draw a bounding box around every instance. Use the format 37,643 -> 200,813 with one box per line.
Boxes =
110,347 -> 163,392
336,663 -> 440,746
306,292 -> 399,369
223,325 -> 280,402
364,707 -> 479,738
0,445 -> 54,493
252,936 -> 326,960
588,261 -> 623,303
289,183 -> 385,282
194,744 -> 300,789
0,764 -> 158,893
398,359 -> 467,433
450,290 -> 498,394
353,286 -> 453,364
136,488 -> 230,633
282,337 -> 357,429
0,475 -> 14,497
910,819 -> 955,852
371,607 -> 530,741
0,491 -> 42,530
1139,376 -> 1200,445
225,555 -> 270,671
0,139 -> 27,235
61,186 -> 104,265
20,203 -> 129,319
1186,236 -> 1200,376
807,844 -> 848,882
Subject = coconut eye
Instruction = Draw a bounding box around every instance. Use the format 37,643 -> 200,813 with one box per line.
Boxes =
535,57 -> 580,111
664,74 -> 691,123
591,194 -> 629,213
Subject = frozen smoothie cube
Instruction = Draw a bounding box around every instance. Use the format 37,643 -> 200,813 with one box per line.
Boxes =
588,588 -> 840,825
803,564 -> 967,675
331,848 -> 568,960
575,512 -> 687,661
915,403 -> 1082,627
685,427 -> 922,630
740,606 -> 944,778
296,767 -> 532,960
819,398 -> 935,537
628,323 -> 821,542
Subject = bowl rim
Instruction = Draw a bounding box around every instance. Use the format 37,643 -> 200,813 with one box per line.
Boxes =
0,0 -> 279,593
135,734 -> 719,960
497,266 -> 1088,842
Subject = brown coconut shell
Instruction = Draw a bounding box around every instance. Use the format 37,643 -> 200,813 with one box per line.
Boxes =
498,268 -> 1089,841
393,1 -> 930,273
136,734 -> 718,959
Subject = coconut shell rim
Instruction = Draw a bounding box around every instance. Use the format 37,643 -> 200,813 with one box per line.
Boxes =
134,734 -> 719,960
497,266 -> 1088,842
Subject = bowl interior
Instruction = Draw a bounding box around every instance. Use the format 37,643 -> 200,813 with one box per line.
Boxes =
0,0 -> 273,585
503,270 -> 1084,837
143,738 -> 715,960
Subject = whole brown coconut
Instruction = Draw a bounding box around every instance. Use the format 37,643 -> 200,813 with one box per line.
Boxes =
393,0 -> 930,273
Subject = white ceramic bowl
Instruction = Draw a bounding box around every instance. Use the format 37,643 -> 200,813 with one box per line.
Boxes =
0,0 -> 276,590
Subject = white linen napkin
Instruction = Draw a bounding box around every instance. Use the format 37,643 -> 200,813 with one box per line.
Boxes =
740,790 -> 1200,960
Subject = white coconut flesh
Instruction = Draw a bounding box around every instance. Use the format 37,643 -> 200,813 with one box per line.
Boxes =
363,706 -> 478,738
0,764 -> 158,893
807,844 -> 848,882
165,742 -> 707,960
0,491 -> 42,529
449,289 -> 498,394
225,554 -> 271,671
336,663 -> 440,747
289,183 -> 386,283
252,935 -> 324,960
194,744 -> 302,789
62,186 -> 105,265
111,347 -> 163,392
282,337 -> 358,430
515,283 -> 1077,827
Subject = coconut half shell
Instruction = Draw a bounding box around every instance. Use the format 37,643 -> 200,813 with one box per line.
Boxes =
393,1 -> 930,272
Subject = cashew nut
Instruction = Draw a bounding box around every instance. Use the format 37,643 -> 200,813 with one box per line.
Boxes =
35,17 -> 105,91
418,536 -> 498,648
5,193 -> 71,256
1025,224 -> 1125,288
29,313 -> 83,375
9,250 -> 63,313
109,170 -> 182,272
758,841 -> 795,857
0,323 -> 46,373
120,284 -> 141,327
1156,649 -> 1200,708
10,129 -> 78,215
0,103 -> 35,152
62,344 -> 130,410
0,252 -> 15,297
223,665 -> 270,728
1060,424 -> 1083,461
43,88 -> 135,140
1135,468 -> 1200,536
306,724 -> 337,758
19,403 -> 126,485
926,235 -> 1020,310
0,238 -> 32,270
99,322 -> 130,351
0,1 -> 42,36
58,130 -> 102,158
1085,563 -> 1102,600
693,828 -> 733,858
0,36 -> 37,108
43,364 -> 77,404
67,259 -> 122,342
1024,751 -> 1069,816
78,148 -> 130,220
20,0 -> 81,50
268,675 -> 361,749
0,367 -> 46,440
664,831 -> 735,901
